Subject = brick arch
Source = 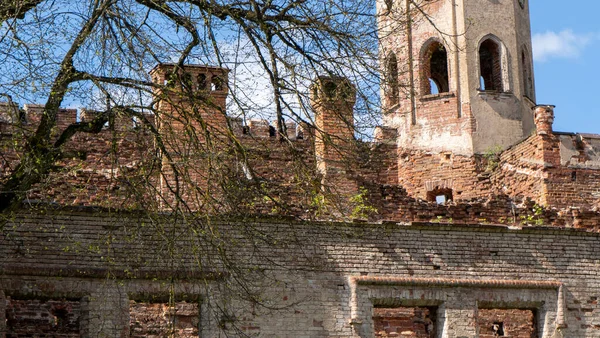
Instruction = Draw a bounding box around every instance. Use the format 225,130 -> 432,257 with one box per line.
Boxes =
385,52 -> 400,106
419,39 -> 449,95
478,35 -> 510,92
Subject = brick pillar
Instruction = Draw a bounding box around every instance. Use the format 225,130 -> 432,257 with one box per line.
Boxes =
311,76 -> 358,197
534,105 -> 555,135
533,105 -> 559,206
441,294 -> 478,337
81,284 -> 130,337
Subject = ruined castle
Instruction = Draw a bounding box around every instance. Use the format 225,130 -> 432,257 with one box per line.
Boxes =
2,0 -> 600,337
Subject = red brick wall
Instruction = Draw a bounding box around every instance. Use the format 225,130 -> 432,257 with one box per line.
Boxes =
490,132 -> 600,209
129,301 -> 199,337
478,309 -> 537,338
544,168 -> 600,209
396,149 -> 490,202
5,297 -> 81,337
374,307 -> 435,338
490,135 -> 546,204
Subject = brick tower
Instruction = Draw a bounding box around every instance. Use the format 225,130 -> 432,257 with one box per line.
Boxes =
378,0 -> 536,155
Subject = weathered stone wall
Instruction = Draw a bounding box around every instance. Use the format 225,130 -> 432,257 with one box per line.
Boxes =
1,210 -> 600,337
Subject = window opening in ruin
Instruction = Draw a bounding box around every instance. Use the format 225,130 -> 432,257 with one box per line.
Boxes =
422,42 -> 449,95
211,76 -> 223,91
374,306 -> 436,338
269,125 -> 276,137
479,39 -> 503,91
198,74 -> 207,90
492,322 -> 505,336
571,171 -> 577,182
435,195 -> 446,204
129,300 -> 200,338
522,50 -> 533,99
5,297 -> 81,336
427,188 -> 453,204
165,73 -> 177,88
478,308 -> 537,338
386,52 -> 400,106
429,79 -> 439,94
322,80 -> 337,98
242,125 -> 249,135
181,72 -> 193,91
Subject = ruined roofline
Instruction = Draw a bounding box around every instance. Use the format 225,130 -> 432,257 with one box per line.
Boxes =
9,202 -> 600,236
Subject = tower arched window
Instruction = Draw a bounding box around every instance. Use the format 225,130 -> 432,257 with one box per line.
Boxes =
479,38 -> 504,91
421,41 -> 449,95
386,52 -> 399,106
521,49 -> 533,99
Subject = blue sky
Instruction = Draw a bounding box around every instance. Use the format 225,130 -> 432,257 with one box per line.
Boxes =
530,0 -> 600,134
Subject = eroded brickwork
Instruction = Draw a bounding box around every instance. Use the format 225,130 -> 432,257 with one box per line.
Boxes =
2,211 -> 600,336
5,298 -> 81,337
129,301 -> 199,337
396,149 -> 490,202
374,307 -> 435,338
478,309 -> 537,338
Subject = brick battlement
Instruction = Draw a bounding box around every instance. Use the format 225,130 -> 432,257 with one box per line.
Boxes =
3,64 -> 600,229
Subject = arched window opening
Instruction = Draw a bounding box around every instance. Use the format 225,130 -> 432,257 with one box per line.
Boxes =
427,188 -> 453,205
422,42 -> 449,95
479,39 -> 503,91
211,76 -> 223,91
181,72 -> 193,91
386,53 -> 399,106
198,74 -> 207,90
522,50 -> 533,99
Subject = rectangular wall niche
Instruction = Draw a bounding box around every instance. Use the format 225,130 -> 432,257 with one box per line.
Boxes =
5,297 -> 81,337
373,306 -> 436,338
129,300 -> 199,337
478,308 -> 537,338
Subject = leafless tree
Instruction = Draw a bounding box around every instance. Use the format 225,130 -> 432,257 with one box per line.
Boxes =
0,0 -> 427,335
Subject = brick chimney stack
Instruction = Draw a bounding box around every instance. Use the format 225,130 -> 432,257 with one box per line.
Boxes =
150,64 -> 230,209
310,76 -> 358,197
149,64 -> 229,133
534,105 -> 555,135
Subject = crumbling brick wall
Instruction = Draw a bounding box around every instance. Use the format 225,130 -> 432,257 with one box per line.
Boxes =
478,309 -> 537,338
489,134 -> 546,204
2,210 -> 600,336
396,149 -> 490,202
129,301 -> 199,337
374,307 -> 435,338
5,297 -> 81,337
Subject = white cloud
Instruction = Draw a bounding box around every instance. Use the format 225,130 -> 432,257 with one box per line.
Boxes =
532,29 -> 595,62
